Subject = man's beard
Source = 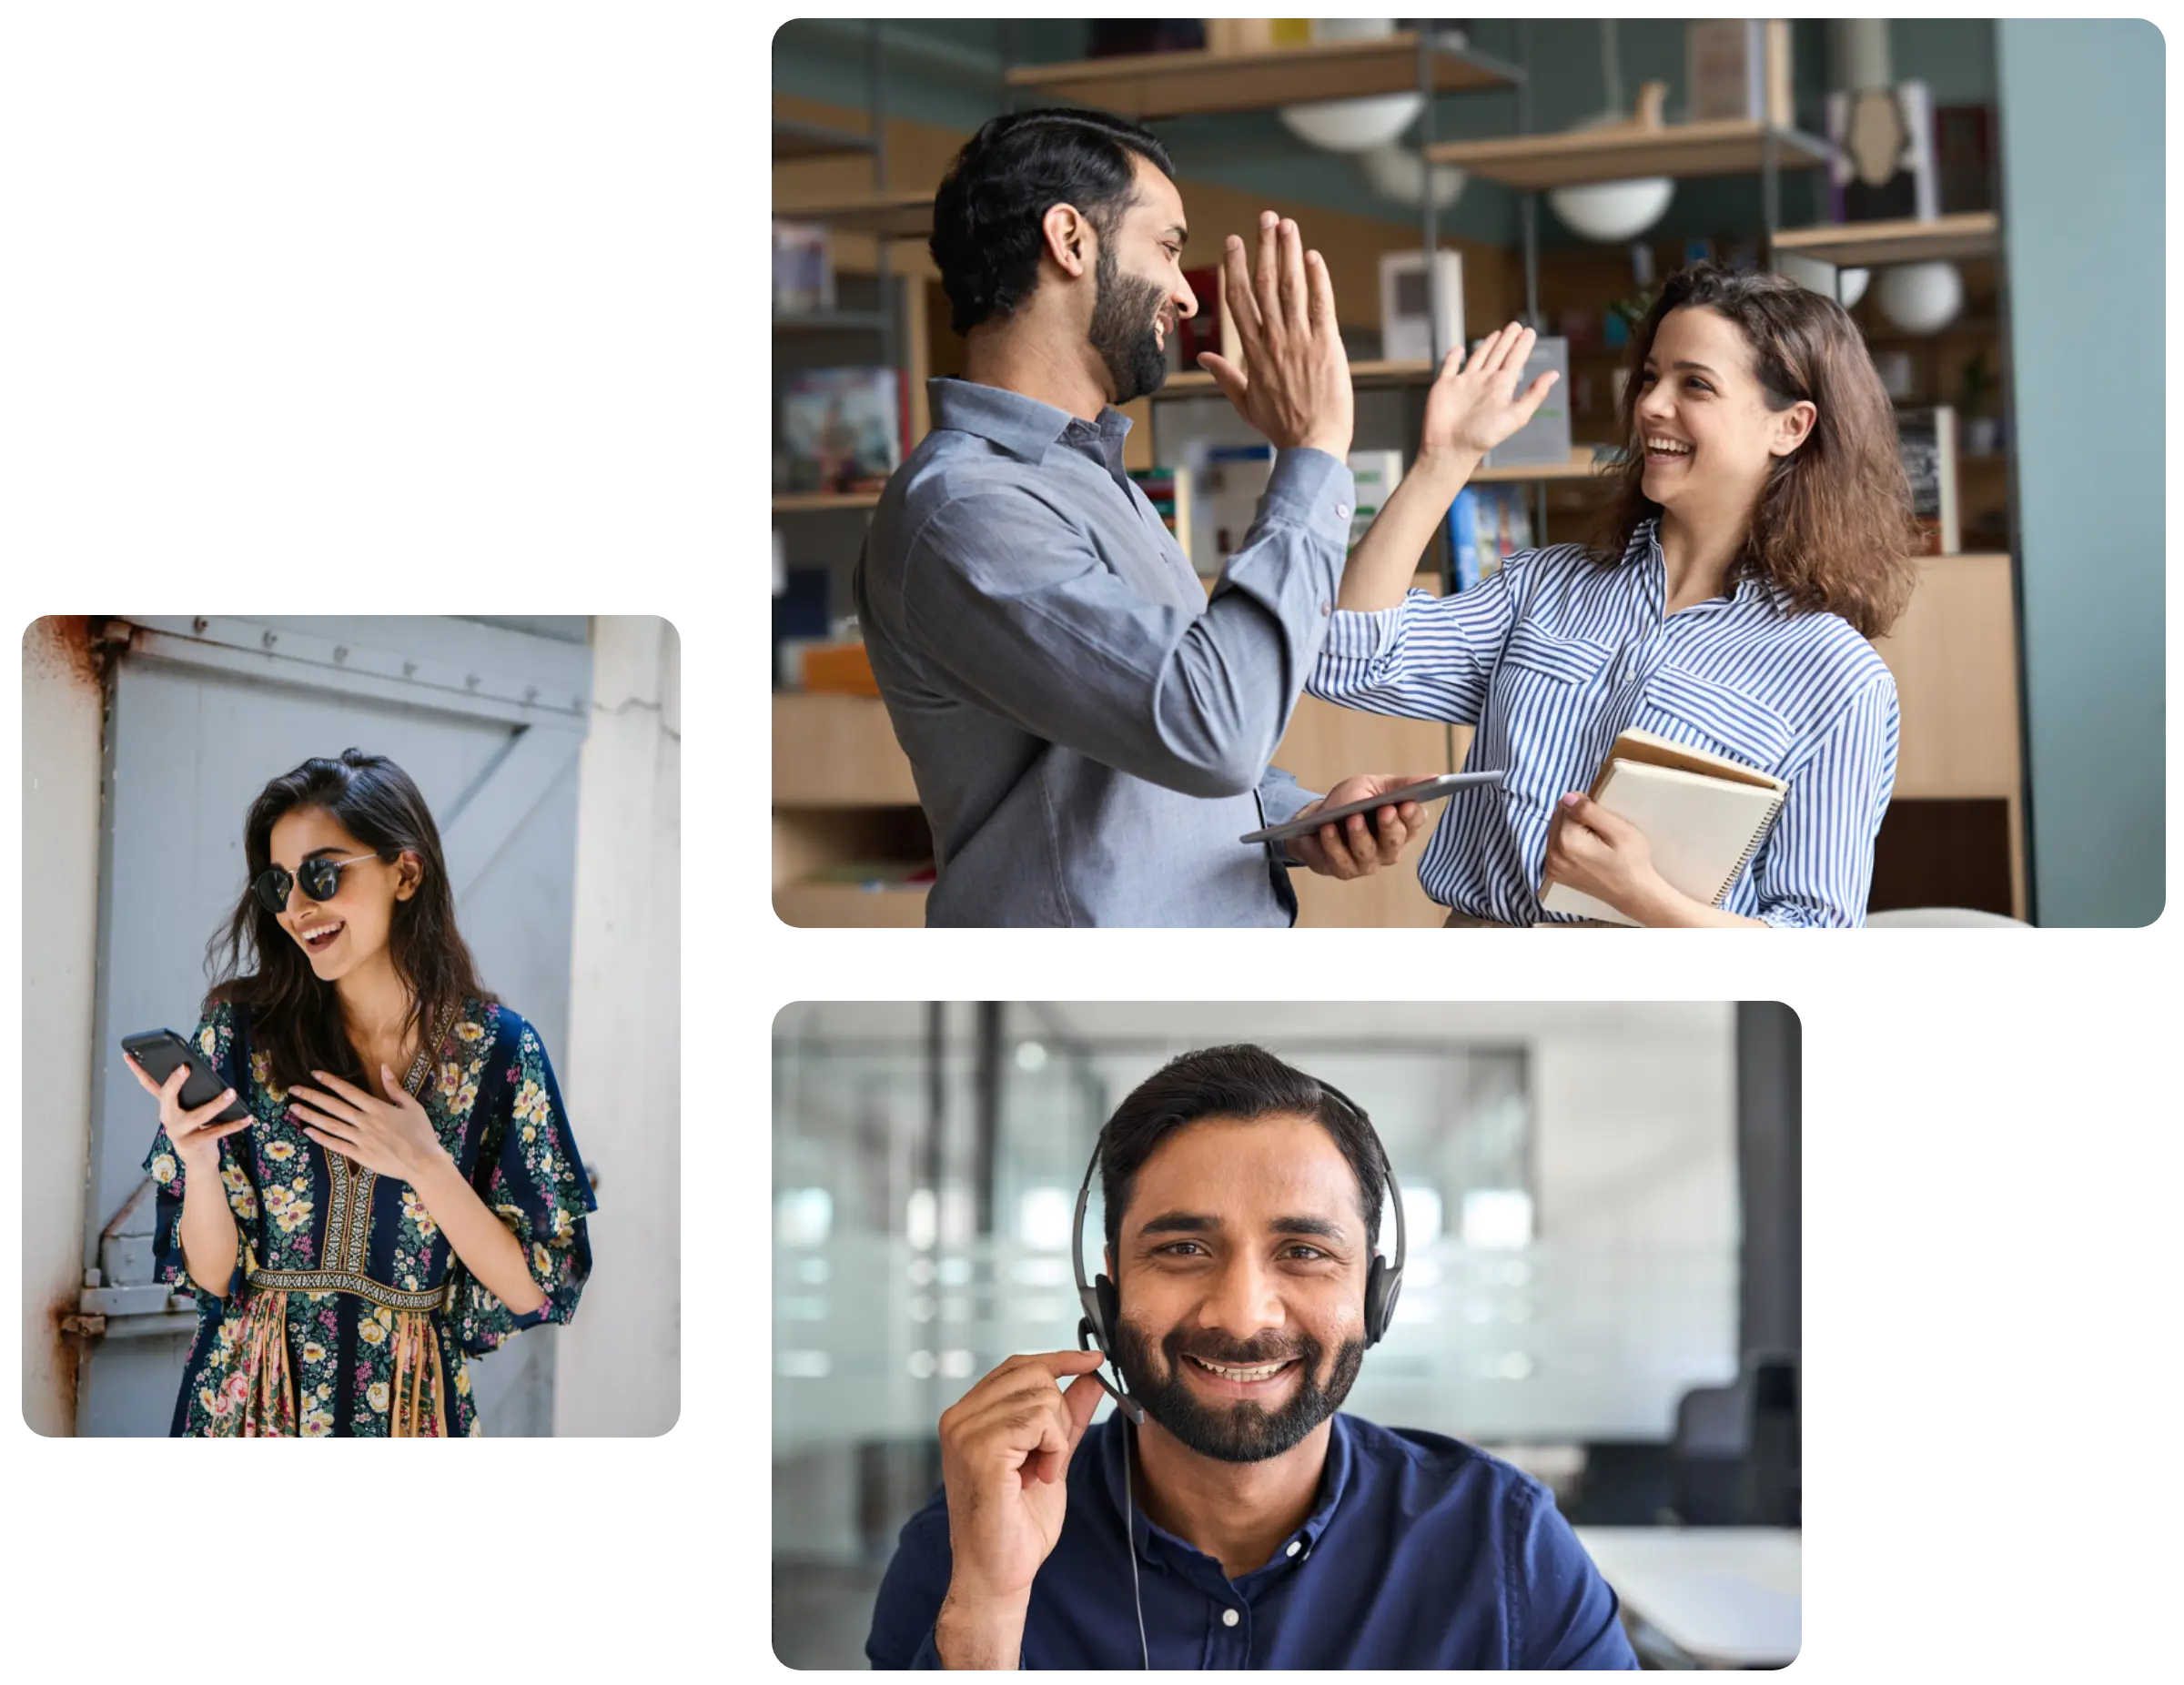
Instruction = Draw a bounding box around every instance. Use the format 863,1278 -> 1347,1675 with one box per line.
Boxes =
1110,1314 -> 1365,1465
1089,242 -> 1170,405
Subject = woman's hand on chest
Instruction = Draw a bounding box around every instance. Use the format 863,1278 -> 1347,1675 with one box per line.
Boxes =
287,1067 -> 451,1186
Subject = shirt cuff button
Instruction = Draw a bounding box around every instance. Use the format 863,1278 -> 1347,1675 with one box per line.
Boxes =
1335,504 -> 1352,520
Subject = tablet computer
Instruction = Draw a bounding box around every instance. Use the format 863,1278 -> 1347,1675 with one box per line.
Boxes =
1239,771 -> 1506,844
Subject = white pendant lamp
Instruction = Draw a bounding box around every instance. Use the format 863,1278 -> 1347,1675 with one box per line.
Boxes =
1775,249 -> 1871,310
1358,143 -> 1467,209
1544,25 -> 1674,244
1547,110 -> 1676,243
1277,19 -> 1423,154
1876,260 -> 1964,334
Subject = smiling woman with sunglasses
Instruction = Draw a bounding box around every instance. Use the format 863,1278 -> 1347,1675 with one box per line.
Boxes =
258,824 -> 423,1074
124,748 -> 596,1437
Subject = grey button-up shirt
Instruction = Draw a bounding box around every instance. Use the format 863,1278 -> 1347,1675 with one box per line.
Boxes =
854,378 -> 1358,926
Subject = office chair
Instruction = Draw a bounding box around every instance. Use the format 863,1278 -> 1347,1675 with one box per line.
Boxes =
1738,1354 -> 1800,1527
1568,1440 -> 1678,1526
1670,1351 -> 1800,1527
1670,1380 -> 1746,1525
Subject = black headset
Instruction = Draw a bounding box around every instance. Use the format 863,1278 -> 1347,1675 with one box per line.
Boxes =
1066,1078 -> 1406,1667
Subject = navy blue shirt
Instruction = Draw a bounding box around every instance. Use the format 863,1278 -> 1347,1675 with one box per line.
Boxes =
865,1411 -> 1638,1669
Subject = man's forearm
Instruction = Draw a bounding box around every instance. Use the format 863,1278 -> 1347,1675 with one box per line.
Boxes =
409,1151 -> 550,1316
935,1589 -> 1029,1670
1338,449 -> 1479,610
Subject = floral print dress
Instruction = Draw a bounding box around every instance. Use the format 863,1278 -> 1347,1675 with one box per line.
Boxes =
141,999 -> 596,1437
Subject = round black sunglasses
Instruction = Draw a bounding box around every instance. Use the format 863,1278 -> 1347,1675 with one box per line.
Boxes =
254,851 -> 379,915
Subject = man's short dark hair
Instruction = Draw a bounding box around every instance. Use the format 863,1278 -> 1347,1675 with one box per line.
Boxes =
1097,1044 -> 1389,1258
928,106 -> 1176,335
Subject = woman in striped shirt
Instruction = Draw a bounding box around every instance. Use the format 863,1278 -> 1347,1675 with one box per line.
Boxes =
1310,263 -> 1919,926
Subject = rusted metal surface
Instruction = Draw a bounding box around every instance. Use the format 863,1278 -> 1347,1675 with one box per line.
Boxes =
24,614 -> 121,691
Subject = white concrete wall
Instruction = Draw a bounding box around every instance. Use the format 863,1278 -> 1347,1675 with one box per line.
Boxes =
20,620 -> 107,1436
553,616 -> 681,1436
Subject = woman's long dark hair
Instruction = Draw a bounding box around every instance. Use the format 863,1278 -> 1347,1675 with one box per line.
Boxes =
206,749 -> 494,1094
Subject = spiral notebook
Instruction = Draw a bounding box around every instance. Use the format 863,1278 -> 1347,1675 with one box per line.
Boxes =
1541,730 -> 1788,925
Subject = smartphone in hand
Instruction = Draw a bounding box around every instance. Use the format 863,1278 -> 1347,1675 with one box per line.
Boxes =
1239,771 -> 1505,845
121,1029 -> 248,1124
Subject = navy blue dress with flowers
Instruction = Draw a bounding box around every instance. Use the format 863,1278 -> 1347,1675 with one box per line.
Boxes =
140,999 -> 596,1437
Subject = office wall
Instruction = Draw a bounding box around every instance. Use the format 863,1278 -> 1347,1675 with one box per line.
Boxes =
1997,20 -> 2165,925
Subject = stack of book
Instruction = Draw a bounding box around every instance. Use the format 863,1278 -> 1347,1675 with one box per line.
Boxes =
776,368 -> 902,495
772,222 -> 834,317
1197,445 -> 1276,575
1346,450 -> 1404,554
1896,404 -> 1959,555
1541,730 -> 1789,925
1447,484 -> 1535,591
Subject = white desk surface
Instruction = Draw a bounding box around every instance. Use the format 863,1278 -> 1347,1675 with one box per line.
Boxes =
1572,1527 -> 1802,1668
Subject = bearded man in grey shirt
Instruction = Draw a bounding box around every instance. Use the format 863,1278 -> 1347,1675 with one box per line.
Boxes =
855,106 -> 1427,927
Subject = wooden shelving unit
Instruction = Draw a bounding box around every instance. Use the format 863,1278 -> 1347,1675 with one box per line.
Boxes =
772,189 -> 934,238
1870,550 -> 2026,918
773,309 -> 895,335
772,37 -> 943,931
1772,211 -> 2000,268
772,491 -> 882,514
1425,121 -> 1831,190
774,880 -> 931,929
1154,358 -> 1439,399
773,116 -> 876,162
1473,447 -> 1613,484
1005,33 -> 1520,120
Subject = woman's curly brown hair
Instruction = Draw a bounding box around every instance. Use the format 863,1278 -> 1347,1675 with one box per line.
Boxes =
1590,263 -> 1920,639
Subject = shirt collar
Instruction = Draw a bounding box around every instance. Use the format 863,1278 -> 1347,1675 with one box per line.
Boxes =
1096,1409 -> 1355,1570
927,376 -> 1133,464
1632,516 -> 1781,611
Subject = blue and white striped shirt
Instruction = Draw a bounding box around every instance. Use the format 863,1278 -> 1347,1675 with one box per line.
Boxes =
1308,520 -> 1899,926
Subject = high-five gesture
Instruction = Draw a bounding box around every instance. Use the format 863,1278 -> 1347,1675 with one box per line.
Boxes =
1421,322 -> 1561,466
1194,210 -> 1354,459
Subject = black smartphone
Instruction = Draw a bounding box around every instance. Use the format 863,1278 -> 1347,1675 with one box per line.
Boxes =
121,1029 -> 248,1124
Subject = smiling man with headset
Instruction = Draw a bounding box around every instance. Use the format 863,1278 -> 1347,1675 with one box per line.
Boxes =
864,1044 -> 1637,1669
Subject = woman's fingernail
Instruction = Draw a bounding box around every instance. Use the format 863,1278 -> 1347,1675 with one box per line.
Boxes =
1562,793 -> 1582,807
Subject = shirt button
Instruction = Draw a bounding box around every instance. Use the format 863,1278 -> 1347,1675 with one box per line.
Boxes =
1335,504 -> 1351,520
1286,1540 -> 1302,1558
1320,600 -> 1331,616
1221,1609 -> 1240,1629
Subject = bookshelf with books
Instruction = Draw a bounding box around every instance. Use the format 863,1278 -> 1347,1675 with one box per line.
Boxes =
772,36 -> 939,924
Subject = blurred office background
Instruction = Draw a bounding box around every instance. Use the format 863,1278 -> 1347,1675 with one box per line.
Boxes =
773,20 -> 2165,928
774,1001 -> 1800,1666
